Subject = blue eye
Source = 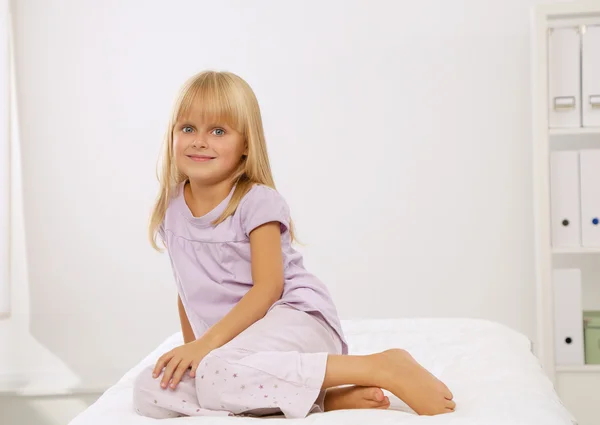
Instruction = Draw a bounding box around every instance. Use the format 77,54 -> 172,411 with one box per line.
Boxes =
212,128 -> 225,136
182,126 -> 193,133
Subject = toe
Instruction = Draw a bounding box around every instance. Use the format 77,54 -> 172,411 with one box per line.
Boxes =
369,387 -> 384,402
443,387 -> 453,400
373,396 -> 390,408
373,399 -> 390,409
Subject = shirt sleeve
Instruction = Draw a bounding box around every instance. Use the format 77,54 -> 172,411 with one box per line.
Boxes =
240,185 -> 290,237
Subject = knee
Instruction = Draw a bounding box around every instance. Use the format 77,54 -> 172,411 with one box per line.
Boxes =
133,365 -> 160,397
132,365 -> 167,418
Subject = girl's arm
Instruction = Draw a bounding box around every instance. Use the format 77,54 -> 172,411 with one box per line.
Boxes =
154,221 -> 285,387
178,295 -> 196,344
201,221 -> 284,350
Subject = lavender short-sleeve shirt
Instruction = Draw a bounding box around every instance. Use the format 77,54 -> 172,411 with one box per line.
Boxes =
160,183 -> 348,354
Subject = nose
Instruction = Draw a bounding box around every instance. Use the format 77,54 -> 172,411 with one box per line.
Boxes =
192,136 -> 208,149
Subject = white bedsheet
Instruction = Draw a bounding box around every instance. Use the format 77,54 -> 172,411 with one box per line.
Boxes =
69,318 -> 576,425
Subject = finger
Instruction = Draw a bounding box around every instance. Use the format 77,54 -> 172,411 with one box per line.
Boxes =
153,352 -> 174,378
189,359 -> 201,378
170,361 -> 191,389
161,357 -> 181,388
445,399 -> 456,410
161,357 -> 181,389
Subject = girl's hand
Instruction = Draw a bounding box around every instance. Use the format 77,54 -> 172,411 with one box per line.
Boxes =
152,339 -> 213,389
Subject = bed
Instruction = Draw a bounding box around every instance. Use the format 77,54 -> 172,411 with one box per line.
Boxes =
69,318 -> 576,425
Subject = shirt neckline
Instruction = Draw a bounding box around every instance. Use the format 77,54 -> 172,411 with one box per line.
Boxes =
176,181 -> 237,228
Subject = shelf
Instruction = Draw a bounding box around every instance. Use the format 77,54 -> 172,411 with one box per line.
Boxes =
549,128 -> 600,136
552,247 -> 600,254
556,365 -> 600,373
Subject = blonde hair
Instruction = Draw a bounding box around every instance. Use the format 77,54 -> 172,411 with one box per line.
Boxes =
148,70 -> 295,251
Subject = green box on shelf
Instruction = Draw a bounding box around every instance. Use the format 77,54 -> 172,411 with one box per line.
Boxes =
583,311 -> 600,365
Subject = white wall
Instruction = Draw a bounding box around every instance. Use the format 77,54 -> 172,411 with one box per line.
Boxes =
5,0 -> 567,392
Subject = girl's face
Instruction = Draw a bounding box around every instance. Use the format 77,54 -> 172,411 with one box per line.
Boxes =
173,106 -> 246,185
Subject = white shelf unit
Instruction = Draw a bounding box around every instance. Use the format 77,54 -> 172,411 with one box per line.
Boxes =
556,364 -> 600,373
553,247 -> 600,254
549,128 -> 600,136
531,3 -> 600,425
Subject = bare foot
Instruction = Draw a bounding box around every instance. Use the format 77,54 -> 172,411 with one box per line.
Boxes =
376,349 -> 455,415
324,386 -> 390,411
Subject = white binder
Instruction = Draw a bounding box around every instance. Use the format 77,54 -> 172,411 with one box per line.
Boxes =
553,269 -> 584,365
548,27 -> 581,128
582,25 -> 600,127
580,149 -> 600,246
550,151 -> 581,247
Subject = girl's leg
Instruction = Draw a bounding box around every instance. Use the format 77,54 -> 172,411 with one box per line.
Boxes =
194,305 -> 454,417
322,349 -> 456,415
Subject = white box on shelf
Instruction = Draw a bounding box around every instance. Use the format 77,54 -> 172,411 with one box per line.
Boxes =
553,268 -> 584,366
580,149 -> 600,247
582,25 -> 600,127
550,151 -> 581,247
548,26 -> 581,128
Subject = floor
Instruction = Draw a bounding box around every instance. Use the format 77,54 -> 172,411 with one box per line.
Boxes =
0,394 -> 100,425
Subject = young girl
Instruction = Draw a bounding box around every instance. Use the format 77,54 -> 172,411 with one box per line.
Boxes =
133,70 -> 455,419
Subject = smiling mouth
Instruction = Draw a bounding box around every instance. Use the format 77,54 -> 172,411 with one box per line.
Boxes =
187,155 -> 215,162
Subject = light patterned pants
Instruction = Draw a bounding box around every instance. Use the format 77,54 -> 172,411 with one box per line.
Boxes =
133,305 -> 343,419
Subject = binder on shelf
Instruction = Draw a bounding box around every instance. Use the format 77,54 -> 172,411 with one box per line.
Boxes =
580,149 -> 600,247
553,269 -> 584,365
548,27 -> 581,128
550,151 -> 581,247
582,25 -> 600,127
